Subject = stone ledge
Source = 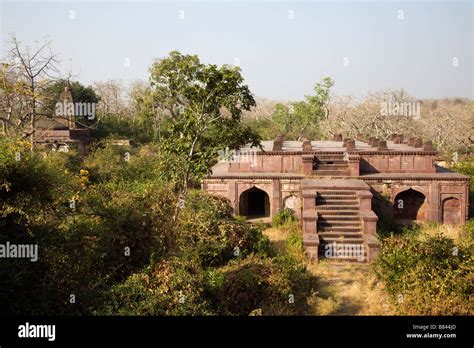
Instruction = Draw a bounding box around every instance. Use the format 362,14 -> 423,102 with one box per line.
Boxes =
356,190 -> 373,199
360,211 -> 379,222
363,234 -> 379,247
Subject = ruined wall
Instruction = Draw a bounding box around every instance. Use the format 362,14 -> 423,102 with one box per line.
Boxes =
227,153 -> 303,173
366,178 -> 469,225
360,153 -> 437,174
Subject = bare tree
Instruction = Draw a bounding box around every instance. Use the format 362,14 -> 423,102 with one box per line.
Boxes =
0,35 -> 60,146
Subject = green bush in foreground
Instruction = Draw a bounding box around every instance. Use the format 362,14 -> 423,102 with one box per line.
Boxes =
373,228 -> 473,315
272,208 -> 298,227
100,254 -> 315,316
177,191 -> 274,267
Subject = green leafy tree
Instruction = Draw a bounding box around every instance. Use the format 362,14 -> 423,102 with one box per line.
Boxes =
148,51 -> 260,192
272,77 -> 334,139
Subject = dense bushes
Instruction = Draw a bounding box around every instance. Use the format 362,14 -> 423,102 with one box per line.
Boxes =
101,254 -> 314,316
177,191 -> 273,267
373,225 -> 473,315
272,208 -> 297,227
0,138 -> 317,315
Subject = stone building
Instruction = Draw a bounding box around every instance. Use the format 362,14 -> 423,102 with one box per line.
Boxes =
34,83 -> 91,153
202,134 -> 470,262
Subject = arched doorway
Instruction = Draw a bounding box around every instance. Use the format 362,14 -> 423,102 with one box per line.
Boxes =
239,187 -> 270,218
442,197 -> 461,224
393,188 -> 427,225
283,195 -> 301,218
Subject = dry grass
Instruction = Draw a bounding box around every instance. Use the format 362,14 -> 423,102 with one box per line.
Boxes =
419,222 -> 466,241
306,261 -> 395,315
263,227 -> 288,253
263,226 -> 394,316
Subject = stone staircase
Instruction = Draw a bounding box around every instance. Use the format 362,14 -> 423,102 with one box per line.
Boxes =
316,189 -> 366,261
302,179 -> 379,263
312,153 -> 350,176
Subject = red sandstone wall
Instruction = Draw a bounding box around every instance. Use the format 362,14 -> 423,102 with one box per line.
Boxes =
360,154 -> 436,174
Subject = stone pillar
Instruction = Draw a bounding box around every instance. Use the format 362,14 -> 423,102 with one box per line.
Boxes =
302,154 -> 313,175
377,140 -> 388,151
303,209 -> 319,261
465,183 -> 470,223
302,139 -> 312,152
271,179 -> 281,217
364,234 -> 379,262
357,191 -> 373,212
334,133 -> 343,141
348,154 -> 360,176
423,141 -> 434,151
344,139 -> 355,151
428,183 -> 440,222
371,138 -> 380,147
227,180 -> 238,214
361,211 -> 378,235
414,138 -> 423,148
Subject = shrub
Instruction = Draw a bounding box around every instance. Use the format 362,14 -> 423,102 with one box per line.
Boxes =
177,191 -> 274,267
99,257 -> 215,315
272,208 -> 297,227
207,254 -> 315,315
373,231 -> 473,315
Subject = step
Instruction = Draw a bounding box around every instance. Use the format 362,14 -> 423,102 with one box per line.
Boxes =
319,231 -> 363,238
317,197 -> 358,202
317,206 -> 359,211
319,219 -> 360,225
317,254 -> 367,262
316,201 -> 358,206
318,211 -> 359,216
314,162 -> 348,167
317,192 -> 357,200
318,226 -> 362,233
316,190 -> 357,195
312,170 -> 351,176
319,220 -> 361,227
319,238 -> 364,244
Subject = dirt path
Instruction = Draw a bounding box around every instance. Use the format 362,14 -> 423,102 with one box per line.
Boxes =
264,227 -> 394,315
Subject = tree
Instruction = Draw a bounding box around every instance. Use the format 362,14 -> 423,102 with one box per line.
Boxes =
149,51 -> 260,192
0,35 -> 60,146
271,77 -> 333,140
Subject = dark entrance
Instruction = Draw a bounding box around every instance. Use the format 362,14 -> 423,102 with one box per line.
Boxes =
394,188 -> 426,225
239,187 -> 270,218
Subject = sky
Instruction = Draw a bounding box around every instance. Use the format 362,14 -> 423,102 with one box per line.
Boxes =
0,0 -> 472,101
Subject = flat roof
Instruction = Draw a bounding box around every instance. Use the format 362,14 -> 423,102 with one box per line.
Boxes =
242,140 -> 435,153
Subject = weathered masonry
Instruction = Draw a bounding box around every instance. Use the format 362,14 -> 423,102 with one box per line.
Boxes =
202,134 -> 470,262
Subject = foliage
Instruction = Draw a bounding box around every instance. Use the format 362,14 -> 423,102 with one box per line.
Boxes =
207,254 -> 314,315
272,208 -> 298,227
270,77 -> 333,140
99,257 -> 215,315
149,51 -> 260,191
373,227 -> 473,315
177,190 -> 274,267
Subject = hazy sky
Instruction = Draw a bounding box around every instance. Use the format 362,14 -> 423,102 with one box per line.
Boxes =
1,0 -> 472,101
